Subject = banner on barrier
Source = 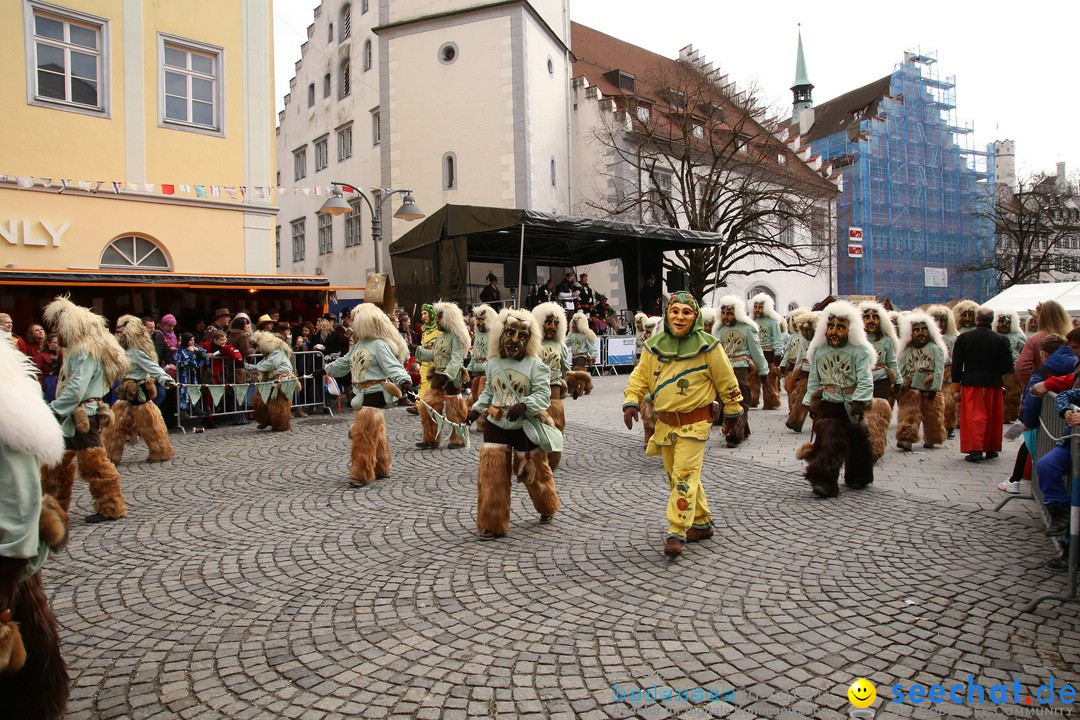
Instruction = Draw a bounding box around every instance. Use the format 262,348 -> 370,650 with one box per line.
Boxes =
605,336 -> 637,365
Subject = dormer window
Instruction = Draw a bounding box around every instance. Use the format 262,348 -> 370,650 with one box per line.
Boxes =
603,69 -> 636,93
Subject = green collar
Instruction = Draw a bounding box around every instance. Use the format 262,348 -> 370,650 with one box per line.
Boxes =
644,292 -> 718,360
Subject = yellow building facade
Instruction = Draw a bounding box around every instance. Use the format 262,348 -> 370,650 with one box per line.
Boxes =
0,0 -> 315,326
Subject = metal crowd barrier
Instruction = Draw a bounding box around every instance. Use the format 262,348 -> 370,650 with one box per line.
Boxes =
996,391 -> 1079,611
174,349 -> 331,433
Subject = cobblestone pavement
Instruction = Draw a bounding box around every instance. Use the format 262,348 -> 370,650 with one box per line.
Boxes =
47,375 -> 1080,720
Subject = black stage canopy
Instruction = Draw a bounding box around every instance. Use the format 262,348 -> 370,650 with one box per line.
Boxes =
389,204 -> 722,310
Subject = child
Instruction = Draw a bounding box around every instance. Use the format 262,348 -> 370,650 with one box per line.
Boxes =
175,332 -> 211,426
38,332 -> 63,402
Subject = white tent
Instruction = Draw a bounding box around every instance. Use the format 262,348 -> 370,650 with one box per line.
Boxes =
981,281 -> 1080,317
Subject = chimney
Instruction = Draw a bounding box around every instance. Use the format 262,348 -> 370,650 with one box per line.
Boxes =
1057,161 -> 1067,191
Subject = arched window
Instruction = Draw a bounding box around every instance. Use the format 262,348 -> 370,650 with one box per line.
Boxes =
363,39 -> 372,71
443,152 -> 456,189
323,73 -> 331,98
746,286 -> 775,306
328,22 -> 333,43
307,83 -> 315,107
340,4 -> 351,41
100,235 -> 171,270
339,59 -> 350,98
550,157 -> 557,187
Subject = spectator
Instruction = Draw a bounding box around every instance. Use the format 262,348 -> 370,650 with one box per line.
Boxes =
202,307 -> 232,343
20,322 -> 48,371
639,275 -> 664,315
294,322 -> 314,352
951,306 -> 1015,462
479,273 -> 503,307
1016,301 -> 1072,389
175,332 -> 211,426
535,278 -> 555,305
144,317 -> 173,367
256,314 -> 274,332
576,273 -> 596,314
38,332 -> 62,402
0,313 -> 23,351
160,314 -> 180,359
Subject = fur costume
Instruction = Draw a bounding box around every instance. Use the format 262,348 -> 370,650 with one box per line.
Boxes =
781,308 -> 810,411
533,303 -> 569,468
416,302 -> 471,449
995,310 -> 1027,423
248,331 -> 296,432
864,398 -> 893,461
700,306 -> 717,335
324,304 -> 412,484
784,312 -> 818,432
953,299 -> 980,334
634,312 -> 648,362
750,293 -> 785,410
40,296 -> 129,521
638,316 -> 663,445
859,301 -> 901,408
926,305 -> 959,433
0,341 -> 69,718
468,305 -> 499,407
102,315 -> 175,464
717,296 -> 766,445
472,308 -> 560,538
565,311 -> 596,400
799,301 -> 876,497
895,312 -> 948,449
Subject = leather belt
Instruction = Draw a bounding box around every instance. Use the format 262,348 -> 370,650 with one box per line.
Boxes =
822,384 -> 857,394
729,355 -> 750,362
656,405 -> 714,426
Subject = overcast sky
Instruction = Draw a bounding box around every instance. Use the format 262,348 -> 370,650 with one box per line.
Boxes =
273,0 -> 1078,178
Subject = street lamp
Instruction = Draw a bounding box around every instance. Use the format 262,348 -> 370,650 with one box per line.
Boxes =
317,182 -> 425,274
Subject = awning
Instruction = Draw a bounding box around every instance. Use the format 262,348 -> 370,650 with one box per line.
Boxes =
389,204 -> 726,309
0,268 -> 334,290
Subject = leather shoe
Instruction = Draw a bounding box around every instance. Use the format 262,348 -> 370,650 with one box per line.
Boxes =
415,441 -> 438,449
686,527 -> 713,543
85,513 -> 118,524
447,443 -> 466,450
965,451 -> 984,463
663,537 -> 684,557
985,451 -> 999,459
406,406 -> 419,415
897,439 -> 912,451
539,515 -> 554,524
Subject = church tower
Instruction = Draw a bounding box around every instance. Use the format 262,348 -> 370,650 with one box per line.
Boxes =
791,26 -> 814,123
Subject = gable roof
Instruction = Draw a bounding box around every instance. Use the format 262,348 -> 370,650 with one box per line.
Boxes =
801,74 -> 893,144
570,22 -> 838,193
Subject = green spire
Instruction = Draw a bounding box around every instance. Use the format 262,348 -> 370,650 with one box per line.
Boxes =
791,25 -> 814,121
792,26 -> 813,91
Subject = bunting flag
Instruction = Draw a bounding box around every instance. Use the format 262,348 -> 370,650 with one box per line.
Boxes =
255,382 -> 275,403
16,176 -> 34,189
417,398 -> 471,450
160,184 -> 175,195
278,378 -> 297,399
194,185 -> 206,198
186,385 -> 202,407
206,384 -> 226,407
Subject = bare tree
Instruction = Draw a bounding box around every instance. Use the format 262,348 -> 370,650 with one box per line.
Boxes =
967,173 -> 1080,290
584,58 -> 836,301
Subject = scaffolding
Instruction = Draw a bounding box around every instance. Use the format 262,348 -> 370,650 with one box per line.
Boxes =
810,51 -> 995,307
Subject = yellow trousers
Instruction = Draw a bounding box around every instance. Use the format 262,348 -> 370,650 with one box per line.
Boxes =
417,362 -> 434,401
649,432 -> 713,539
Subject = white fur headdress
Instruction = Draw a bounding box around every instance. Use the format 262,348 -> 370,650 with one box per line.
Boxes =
995,309 -> 1022,335
44,296 -> 129,385
434,301 -> 472,354
926,305 -> 958,336
749,293 -> 785,325
251,330 -> 293,359
700,307 -> 717,326
634,311 -> 647,331
115,314 -> 157,359
805,300 -> 877,367
569,311 -> 596,343
472,304 -> 498,331
897,311 -> 947,357
858,301 -> 899,343
953,299 -> 980,326
532,302 -> 567,344
717,295 -> 758,331
488,308 -> 542,360
352,304 -> 408,362
0,340 -> 64,466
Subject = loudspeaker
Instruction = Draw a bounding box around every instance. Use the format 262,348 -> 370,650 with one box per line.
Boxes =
666,270 -> 688,293
502,260 -> 537,287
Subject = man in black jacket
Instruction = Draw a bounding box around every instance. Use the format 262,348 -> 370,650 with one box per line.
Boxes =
951,306 -> 1016,462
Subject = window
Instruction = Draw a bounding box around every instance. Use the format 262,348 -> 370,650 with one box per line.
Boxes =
291,219 -> 306,262
323,73 -> 331,98
314,135 -> 328,171
337,124 -> 352,161
547,56 -> 555,76
693,124 -> 704,139
317,213 -> 333,255
339,59 -> 350,98
28,4 -> 106,112
550,157 -> 556,187
364,39 -> 372,71
443,153 -> 456,189
341,4 -> 351,41
275,226 -> 281,267
372,109 -> 380,145
328,22 -> 333,43
308,83 -> 315,107
361,0 -> 369,12
100,235 -> 170,270
777,153 -> 787,165
649,171 -> 672,223
161,37 -> 222,131
345,200 -> 363,247
293,146 -> 307,180
439,42 -> 458,65
635,104 -> 650,123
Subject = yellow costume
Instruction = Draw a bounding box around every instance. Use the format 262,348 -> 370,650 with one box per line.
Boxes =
416,304 -> 442,405
623,293 -> 743,550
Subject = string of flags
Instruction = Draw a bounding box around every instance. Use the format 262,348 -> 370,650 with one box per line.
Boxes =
176,375 -> 310,406
0,173 -> 379,201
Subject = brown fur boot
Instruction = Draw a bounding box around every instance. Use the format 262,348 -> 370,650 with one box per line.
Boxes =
642,400 -> 656,447
101,400 -> 135,464
40,494 -> 69,552
469,375 -> 487,409
784,371 -> 798,412
444,395 -> 468,448
763,364 -> 781,409
565,370 -> 593,400
253,394 -> 271,429
785,376 -> 810,432
1003,373 -> 1022,424
804,417 -> 846,497
895,388 -> 922,449
864,398 -> 893,461
547,397 -> 566,470
921,391 -> 947,447
476,443 -> 512,538
77,447 -> 126,519
748,370 -> 761,408
134,402 -> 175,462
40,451 -> 77,514
267,392 -> 292,432
349,408 -> 382,485
522,448 -> 560,520
942,366 -> 958,432
419,389 -> 445,447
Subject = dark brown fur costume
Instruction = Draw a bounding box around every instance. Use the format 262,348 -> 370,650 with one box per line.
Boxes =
103,380 -> 174,464
253,386 -> 293,432
349,408 -> 392,485
798,401 -> 874,497
546,397 -> 565,471
864,398 -> 893,461
564,369 -> 593,399
1003,373 -> 1023,423
477,444 -> 513,537
785,372 -> 811,432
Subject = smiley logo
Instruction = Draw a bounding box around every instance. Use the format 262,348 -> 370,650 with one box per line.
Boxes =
848,678 -> 876,708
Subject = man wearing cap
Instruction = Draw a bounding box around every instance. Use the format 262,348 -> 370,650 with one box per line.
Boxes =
202,308 -> 231,344
479,273 -> 502,307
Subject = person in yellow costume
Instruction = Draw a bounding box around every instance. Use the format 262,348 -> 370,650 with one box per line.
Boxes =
408,304 -> 441,416
622,292 -> 744,558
